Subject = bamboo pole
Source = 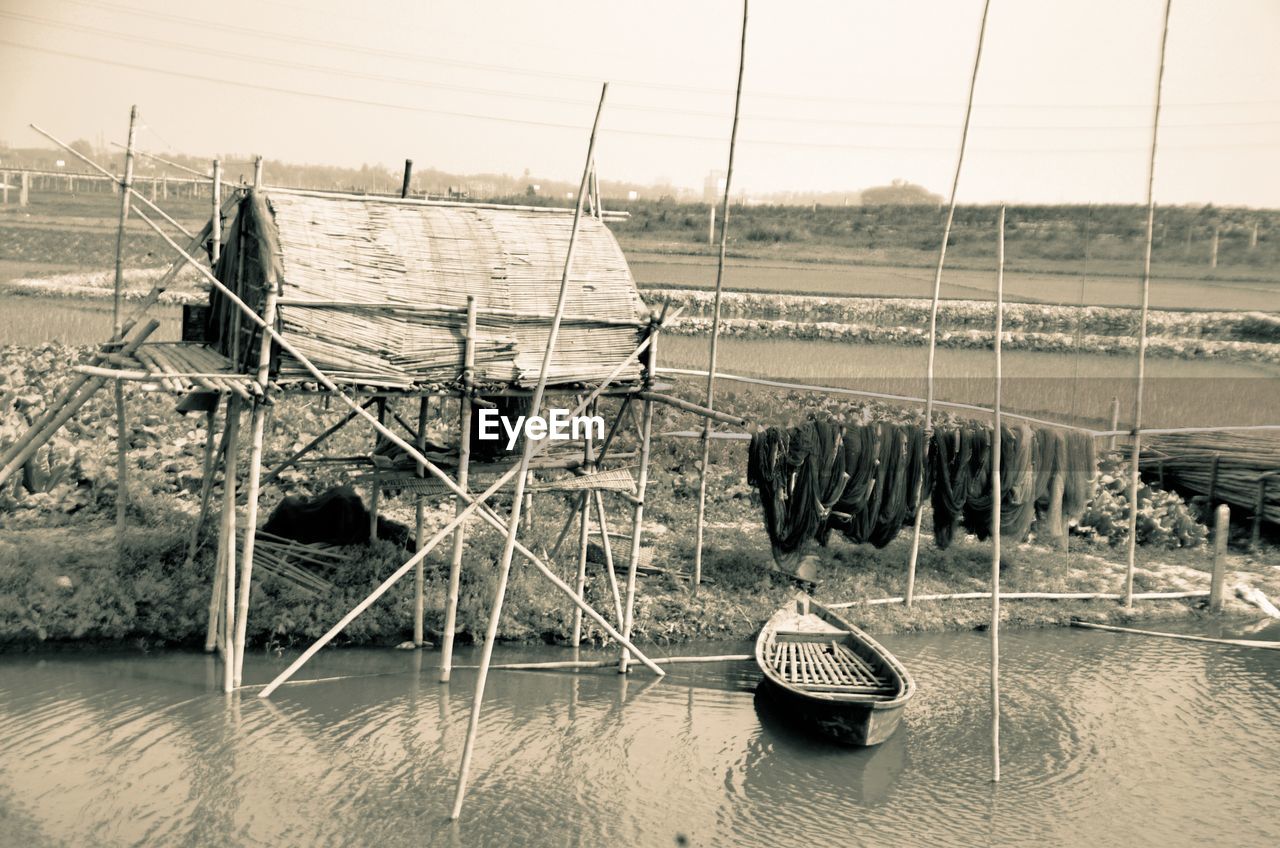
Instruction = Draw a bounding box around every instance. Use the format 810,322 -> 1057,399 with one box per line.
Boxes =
454,654 -> 752,672
440,297 -> 477,677
369,399 -> 385,541
185,405 -> 223,581
620,332 -> 657,674
904,0 -> 991,607
825,590 -> 1209,610
261,399 -> 376,487
220,395 -> 242,694
571,396 -> 596,647
1209,504 -> 1229,612
1125,0 -> 1173,610
413,394 -> 429,647
233,278 -> 279,686
1071,620 -> 1280,650
451,84 -> 610,821
112,107 -> 139,545
991,204 -> 1005,784
130,206 -> 665,688
593,488 -> 625,626
211,160 -> 222,264
401,159 -> 413,199
693,0 -> 749,591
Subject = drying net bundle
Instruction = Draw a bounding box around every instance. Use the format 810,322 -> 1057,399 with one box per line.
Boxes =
747,418 -> 1099,559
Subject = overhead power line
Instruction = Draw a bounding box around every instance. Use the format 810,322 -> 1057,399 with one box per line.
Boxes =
5,39 -> 1277,155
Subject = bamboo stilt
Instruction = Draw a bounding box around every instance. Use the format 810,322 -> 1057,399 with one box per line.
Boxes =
905,0 -> 992,607
451,84 -> 608,822
370,399 -> 385,542
593,489 -> 624,626
211,160 -> 221,265
220,396 -> 242,694
571,395 -> 596,646
620,332 -> 657,674
233,282 -> 278,685
1125,0 -> 1173,610
693,0 -> 749,591
991,204 -> 1005,784
413,395 -> 429,647
440,297 -> 477,680
186,405 -> 222,579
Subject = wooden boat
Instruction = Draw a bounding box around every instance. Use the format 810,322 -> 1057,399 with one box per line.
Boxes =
755,595 -> 914,746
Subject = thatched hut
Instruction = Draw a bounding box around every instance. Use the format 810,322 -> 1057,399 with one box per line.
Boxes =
203,188 -> 650,390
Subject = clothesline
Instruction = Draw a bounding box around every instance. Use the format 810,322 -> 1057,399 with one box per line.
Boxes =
659,367 -> 1280,440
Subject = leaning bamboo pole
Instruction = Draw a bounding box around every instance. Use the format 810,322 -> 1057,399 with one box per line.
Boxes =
825,590 -> 1209,610
1125,0 -> 1173,610
451,83 -> 610,821
185,405 -> 223,580
113,106 -> 138,545
128,203 -> 666,692
693,0 -> 749,591
0,321 -> 159,487
571,394 -> 595,647
991,204 -> 1005,784
439,297 -> 477,677
904,0 -> 992,607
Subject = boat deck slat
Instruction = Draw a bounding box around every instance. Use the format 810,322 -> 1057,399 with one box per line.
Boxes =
768,635 -> 894,694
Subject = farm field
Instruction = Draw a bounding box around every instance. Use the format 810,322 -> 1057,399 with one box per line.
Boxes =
631,253 -> 1280,311
661,335 -> 1280,430
0,294 -> 183,345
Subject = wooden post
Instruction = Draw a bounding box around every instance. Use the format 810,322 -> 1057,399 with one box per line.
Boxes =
990,205 -> 1005,784
1253,477 -> 1268,551
233,276 -> 279,686
2,171 -> 8,204
451,84 -> 608,821
1250,221 -> 1259,250
693,0 -> 749,591
253,156 -> 264,188
1209,223 -> 1219,269
370,399 -> 385,541
1049,473 -> 1068,552
219,396 -> 242,693
1124,0 -> 1172,611
1209,504 -> 1229,613
905,0 -> 992,607
19,171 -> 28,206
401,159 -> 413,199
211,160 -> 222,265
1109,396 -> 1120,451
621,331 -> 658,673
413,395 -> 429,647
113,106 -> 139,545
440,295 -> 475,677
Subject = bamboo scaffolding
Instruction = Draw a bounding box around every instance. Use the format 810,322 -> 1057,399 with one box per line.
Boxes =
693,0 -> 749,590
128,163 -> 666,692
905,0 -> 992,607
261,399 -> 376,487
1126,0 -> 1174,610
451,83 -> 610,821
440,297 -> 477,676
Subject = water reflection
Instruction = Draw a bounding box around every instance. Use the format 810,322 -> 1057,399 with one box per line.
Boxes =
0,629 -> 1277,847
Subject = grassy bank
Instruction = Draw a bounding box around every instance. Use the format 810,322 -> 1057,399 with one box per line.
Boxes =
3,343 -> 1276,654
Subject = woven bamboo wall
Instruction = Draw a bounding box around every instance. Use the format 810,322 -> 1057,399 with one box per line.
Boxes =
213,190 -> 650,389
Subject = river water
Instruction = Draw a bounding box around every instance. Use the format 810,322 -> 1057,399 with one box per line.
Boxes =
1,625 -> 1278,847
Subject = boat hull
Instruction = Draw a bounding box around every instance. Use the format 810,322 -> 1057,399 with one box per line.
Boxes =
758,675 -> 906,747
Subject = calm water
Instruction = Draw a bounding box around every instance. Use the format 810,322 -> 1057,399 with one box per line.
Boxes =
1,626 -> 1278,847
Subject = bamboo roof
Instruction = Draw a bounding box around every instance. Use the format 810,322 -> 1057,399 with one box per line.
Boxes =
211,190 -> 650,389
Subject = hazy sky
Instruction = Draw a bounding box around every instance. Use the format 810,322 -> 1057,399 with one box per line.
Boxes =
1,0 -> 1277,205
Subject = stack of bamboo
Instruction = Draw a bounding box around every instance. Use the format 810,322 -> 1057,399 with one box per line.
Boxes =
1143,432 -> 1280,528
243,530 -> 348,596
